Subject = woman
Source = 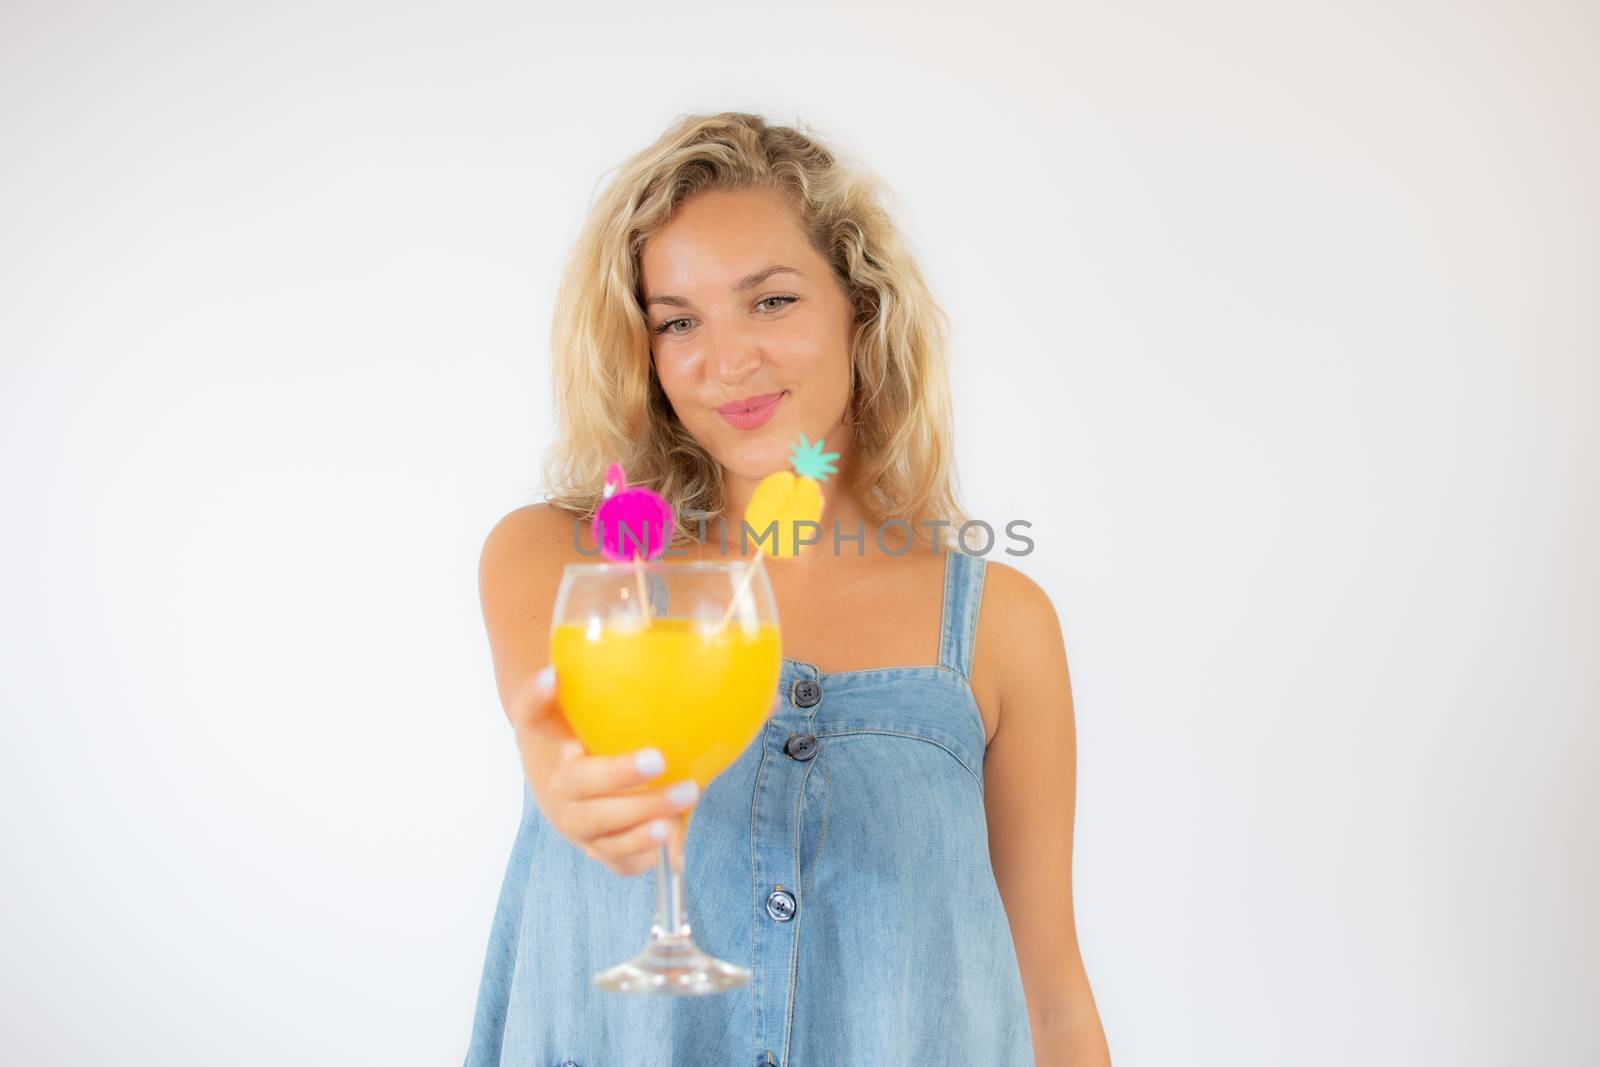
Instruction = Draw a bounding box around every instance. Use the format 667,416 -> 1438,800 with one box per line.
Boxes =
466,112 -> 1110,1066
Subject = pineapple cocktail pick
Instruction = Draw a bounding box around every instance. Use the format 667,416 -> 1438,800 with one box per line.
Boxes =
719,433 -> 840,627
743,434 -> 840,558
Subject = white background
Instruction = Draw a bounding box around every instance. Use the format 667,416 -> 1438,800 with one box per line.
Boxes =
2,2 -> 1594,1064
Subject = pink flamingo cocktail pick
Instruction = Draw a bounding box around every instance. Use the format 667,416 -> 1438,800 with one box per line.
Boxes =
592,463 -> 673,618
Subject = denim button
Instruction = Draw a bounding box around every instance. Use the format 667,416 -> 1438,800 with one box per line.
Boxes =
765,887 -> 796,922
791,679 -> 821,708
783,732 -> 818,761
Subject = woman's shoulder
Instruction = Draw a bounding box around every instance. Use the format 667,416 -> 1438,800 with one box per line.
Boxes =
480,502 -> 589,566
477,502 -> 592,619
970,556 -> 1066,731
976,556 -> 1059,630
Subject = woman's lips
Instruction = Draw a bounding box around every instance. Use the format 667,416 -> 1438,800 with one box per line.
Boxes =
716,391 -> 785,430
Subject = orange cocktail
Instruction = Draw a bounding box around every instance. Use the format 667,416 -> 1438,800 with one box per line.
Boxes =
551,617 -> 781,789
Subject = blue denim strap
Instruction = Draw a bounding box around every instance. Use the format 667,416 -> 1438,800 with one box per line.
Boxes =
938,549 -> 986,679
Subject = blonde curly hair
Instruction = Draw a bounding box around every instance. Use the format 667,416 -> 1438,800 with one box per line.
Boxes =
541,110 -> 967,548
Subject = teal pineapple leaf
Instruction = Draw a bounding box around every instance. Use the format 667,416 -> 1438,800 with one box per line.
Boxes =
789,433 -> 840,482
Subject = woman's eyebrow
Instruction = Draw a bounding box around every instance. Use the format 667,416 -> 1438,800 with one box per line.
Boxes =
645,265 -> 803,308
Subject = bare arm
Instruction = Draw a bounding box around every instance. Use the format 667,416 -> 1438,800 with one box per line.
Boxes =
979,562 -> 1112,1065
478,503 -> 696,874
478,503 -> 576,718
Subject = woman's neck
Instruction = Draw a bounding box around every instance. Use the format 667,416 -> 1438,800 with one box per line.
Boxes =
697,491 -> 933,569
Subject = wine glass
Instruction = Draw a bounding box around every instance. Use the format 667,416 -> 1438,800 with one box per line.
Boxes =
550,558 -> 781,995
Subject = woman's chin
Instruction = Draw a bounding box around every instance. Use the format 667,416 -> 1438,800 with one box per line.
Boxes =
710,434 -> 789,483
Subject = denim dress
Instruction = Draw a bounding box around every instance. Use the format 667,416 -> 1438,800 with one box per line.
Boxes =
464,550 -> 1035,1066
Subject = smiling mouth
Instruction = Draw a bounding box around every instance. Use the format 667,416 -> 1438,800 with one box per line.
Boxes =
716,391 -> 785,429
717,392 -> 784,415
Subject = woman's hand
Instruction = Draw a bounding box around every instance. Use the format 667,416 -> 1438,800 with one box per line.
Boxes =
508,664 -> 700,877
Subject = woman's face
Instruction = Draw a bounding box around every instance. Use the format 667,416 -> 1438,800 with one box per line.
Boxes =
639,188 -> 856,486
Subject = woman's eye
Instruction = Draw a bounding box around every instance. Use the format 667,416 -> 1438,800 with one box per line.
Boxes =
652,296 -> 796,336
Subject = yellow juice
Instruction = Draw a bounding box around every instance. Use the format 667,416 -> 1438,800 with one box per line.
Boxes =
551,618 -> 782,791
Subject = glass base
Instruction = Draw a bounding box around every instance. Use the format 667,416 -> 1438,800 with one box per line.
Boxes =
593,930 -> 752,996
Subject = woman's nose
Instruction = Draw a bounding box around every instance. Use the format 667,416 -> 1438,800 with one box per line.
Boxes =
707,327 -> 761,382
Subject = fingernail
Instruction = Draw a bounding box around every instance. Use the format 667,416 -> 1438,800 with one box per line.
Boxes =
635,748 -> 665,778
647,819 -> 669,842
533,665 -> 555,696
668,780 -> 699,807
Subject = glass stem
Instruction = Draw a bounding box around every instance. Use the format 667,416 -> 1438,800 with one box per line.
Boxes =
653,833 -> 688,939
